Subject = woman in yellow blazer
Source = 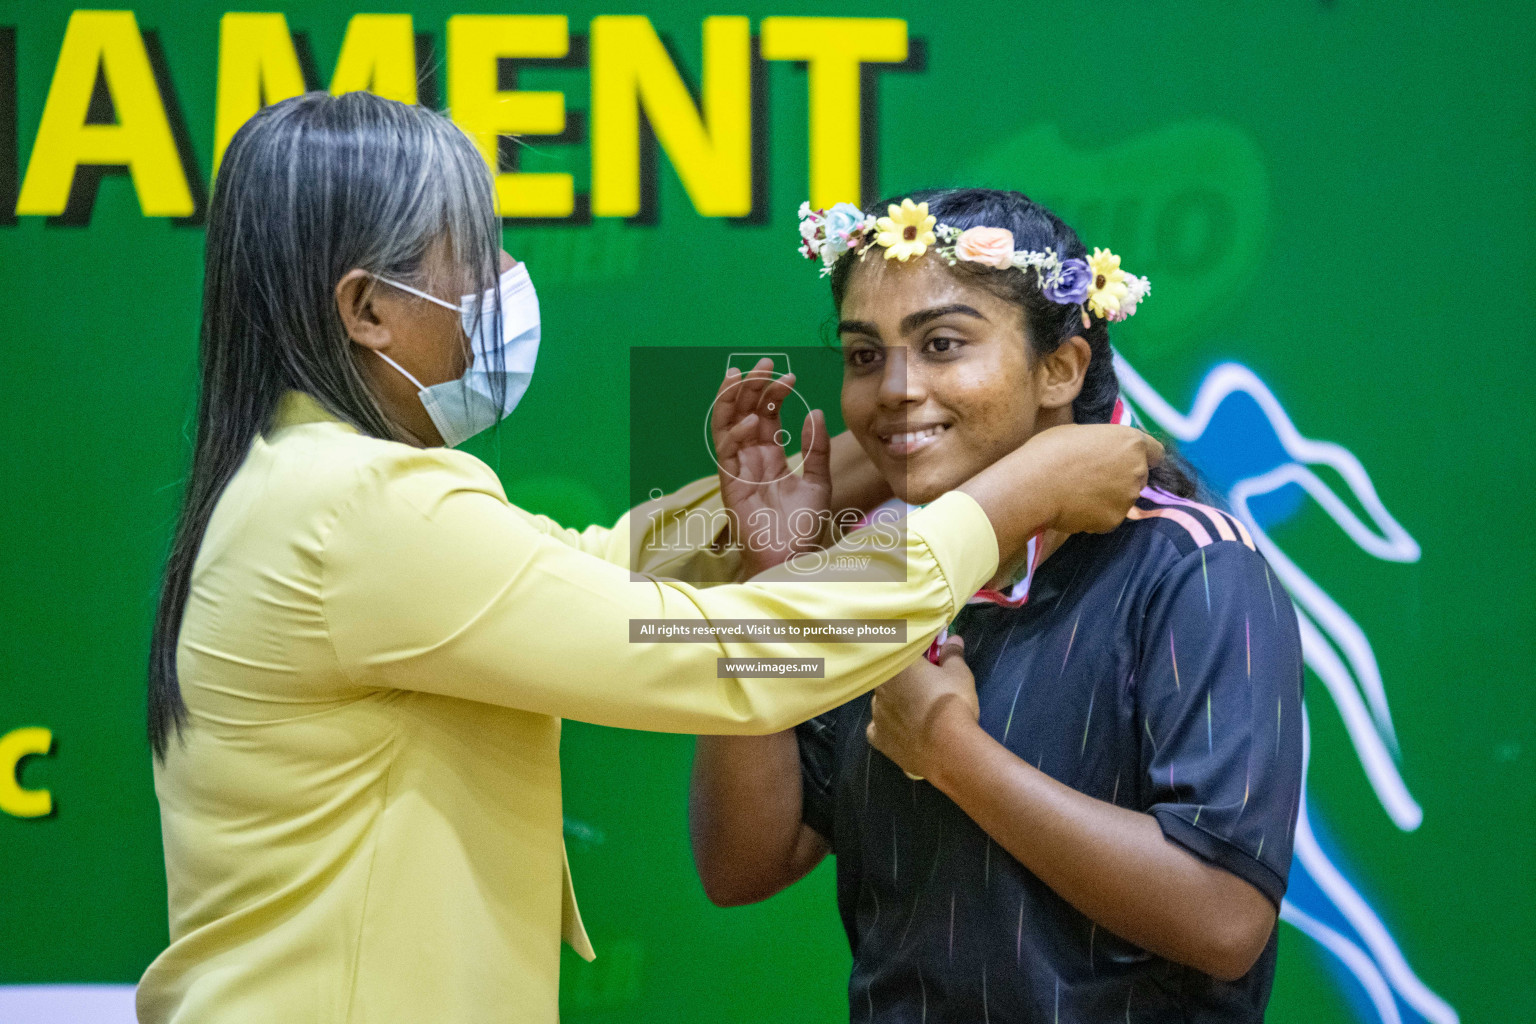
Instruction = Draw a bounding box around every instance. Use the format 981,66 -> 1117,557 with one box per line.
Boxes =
135,92 -> 1161,1024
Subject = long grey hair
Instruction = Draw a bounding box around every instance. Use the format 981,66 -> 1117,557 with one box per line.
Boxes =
148,91 -> 504,759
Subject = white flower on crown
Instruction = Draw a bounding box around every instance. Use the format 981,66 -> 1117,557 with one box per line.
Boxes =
1010,248 -> 1061,276
1107,274 -> 1151,322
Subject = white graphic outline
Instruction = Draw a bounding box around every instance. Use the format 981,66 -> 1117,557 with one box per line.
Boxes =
703,352 -> 817,487
1115,353 -> 1457,1024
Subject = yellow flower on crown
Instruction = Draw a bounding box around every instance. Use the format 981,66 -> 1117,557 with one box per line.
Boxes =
874,199 -> 937,261
1085,247 -> 1130,318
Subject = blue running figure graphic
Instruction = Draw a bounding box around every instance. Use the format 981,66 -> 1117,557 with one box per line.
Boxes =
1115,354 -> 1457,1024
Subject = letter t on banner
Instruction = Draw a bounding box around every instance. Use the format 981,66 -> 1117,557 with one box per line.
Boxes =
760,18 -> 907,210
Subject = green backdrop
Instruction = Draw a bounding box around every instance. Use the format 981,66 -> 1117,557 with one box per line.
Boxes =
1,2 -> 1531,1022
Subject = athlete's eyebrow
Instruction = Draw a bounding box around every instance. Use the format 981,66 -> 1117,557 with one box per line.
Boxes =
900,304 -> 988,335
837,304 -> 989,340
837,319 -> 880,338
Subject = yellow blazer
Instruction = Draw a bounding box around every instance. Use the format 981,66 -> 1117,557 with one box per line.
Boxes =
136,391 -> 999,1023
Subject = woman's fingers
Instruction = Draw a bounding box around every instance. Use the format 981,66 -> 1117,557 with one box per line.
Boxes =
801,409 -> 832,492
751,370 -> 794,446
715,360 -> 814,488
756,372 -> 794,421
735,358 -> 775,420
714,359 -> 797,449
744,356 -> 776,385
711,367 -> 743,444
747,366 -> 795,454
934,634 -> 966,665
717,412 -> 760,463
713,361 -> 778,445
716,359 -> 770,439
715,363 -> 774,451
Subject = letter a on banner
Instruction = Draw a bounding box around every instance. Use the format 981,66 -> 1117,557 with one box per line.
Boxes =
15,10 -> 193,218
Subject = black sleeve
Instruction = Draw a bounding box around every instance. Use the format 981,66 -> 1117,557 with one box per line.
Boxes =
1135,542 -> 1305,906
795,711 -> 838,843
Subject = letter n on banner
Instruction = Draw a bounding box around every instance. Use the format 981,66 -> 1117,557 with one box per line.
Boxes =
591,16 -> 751,220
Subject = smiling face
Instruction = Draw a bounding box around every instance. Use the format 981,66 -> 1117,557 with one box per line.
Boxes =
838,253 -> 1083,505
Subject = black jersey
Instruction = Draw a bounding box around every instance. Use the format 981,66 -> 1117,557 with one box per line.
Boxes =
798,489 -> 1305,1023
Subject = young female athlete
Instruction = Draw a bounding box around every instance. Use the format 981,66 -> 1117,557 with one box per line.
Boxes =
691,188 -> 1305,1023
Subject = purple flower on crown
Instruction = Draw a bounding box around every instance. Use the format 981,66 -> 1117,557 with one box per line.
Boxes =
1043,258 -> 1091,305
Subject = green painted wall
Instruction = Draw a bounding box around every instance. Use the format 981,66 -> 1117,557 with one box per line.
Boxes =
0,2 -> 1530,1022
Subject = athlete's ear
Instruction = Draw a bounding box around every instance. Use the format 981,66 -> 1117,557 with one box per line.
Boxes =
1037,335 -> 1091,411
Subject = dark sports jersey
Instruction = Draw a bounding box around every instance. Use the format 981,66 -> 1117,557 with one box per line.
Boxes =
797,489 -> 1305,1023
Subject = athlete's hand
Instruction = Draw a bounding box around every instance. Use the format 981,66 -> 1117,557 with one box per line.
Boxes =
867,637 -> 978,782
1023,424 -> 1164,535
711,358 -> 832,576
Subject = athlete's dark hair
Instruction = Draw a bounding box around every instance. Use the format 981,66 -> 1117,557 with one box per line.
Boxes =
829,187 -> 1196,497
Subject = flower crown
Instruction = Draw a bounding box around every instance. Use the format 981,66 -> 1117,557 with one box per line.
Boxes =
797,198 -> 1150,322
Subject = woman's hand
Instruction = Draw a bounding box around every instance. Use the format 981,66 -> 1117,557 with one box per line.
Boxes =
957,423 -> 1163,566
1023,423 -> 1165,534
866,637 -> 978,782
711,358 -> 833,577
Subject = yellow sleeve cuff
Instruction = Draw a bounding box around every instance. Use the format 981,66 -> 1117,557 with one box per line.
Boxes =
903,491 -> 1001,614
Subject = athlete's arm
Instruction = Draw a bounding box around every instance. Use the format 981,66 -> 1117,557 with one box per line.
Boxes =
870,637 -> 1281,983
689,732 -> 828,906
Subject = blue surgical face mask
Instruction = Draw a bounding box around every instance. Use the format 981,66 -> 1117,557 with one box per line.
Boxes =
371,263 -> 541,447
